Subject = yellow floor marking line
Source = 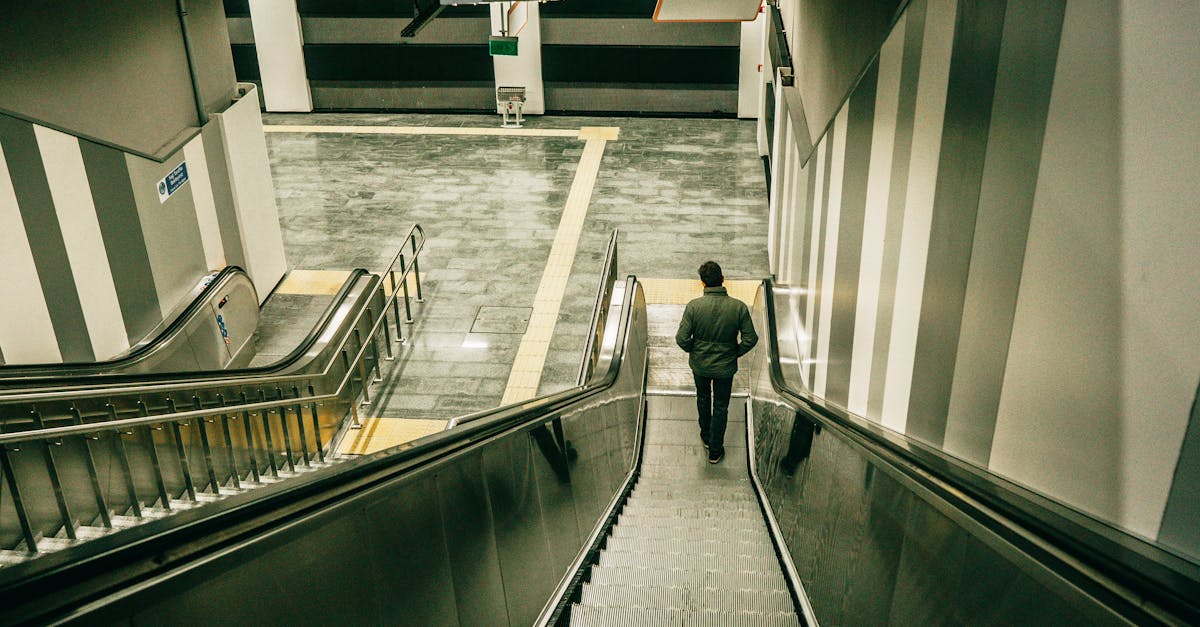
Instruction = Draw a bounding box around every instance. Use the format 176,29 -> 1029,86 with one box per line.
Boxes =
265,125 -> 582,139
340,418 -> 448,456
501,132 -> 616,404
639,278 -> 760,307
275,269 -> 353,295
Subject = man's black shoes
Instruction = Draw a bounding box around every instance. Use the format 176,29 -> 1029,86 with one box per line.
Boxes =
708,450 -> 724,464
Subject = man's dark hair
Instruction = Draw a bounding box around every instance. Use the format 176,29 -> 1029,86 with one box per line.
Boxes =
698,261 -> 723,287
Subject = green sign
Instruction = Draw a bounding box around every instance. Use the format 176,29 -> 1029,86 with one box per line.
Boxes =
489,36 -> 519,57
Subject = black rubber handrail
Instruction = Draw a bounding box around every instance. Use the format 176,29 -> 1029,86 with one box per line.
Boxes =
760,279 -> 1200,624
0,276 -> 641,624
0,269 -> 372,390
0,266 -> 245,376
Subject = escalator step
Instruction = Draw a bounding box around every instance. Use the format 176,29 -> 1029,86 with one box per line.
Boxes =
588,565 -> 788,592
618,507 -> 762,522
598,549 -> 778,573
569,605 -> 684,626
568,605 -> 800,627
611,516 -> 769,534
603,536 -> 776,558
609,521 -> 768,540
578,583 -> 795,613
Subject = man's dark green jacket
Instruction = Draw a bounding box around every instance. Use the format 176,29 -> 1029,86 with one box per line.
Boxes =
675,286 -> 758,378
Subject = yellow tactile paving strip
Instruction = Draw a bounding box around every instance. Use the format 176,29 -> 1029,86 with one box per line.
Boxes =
339,418 -> 448,455
265,125 -> 585,139
275,269 -> 353,295
638,278 -> 761,307
502,132 -> 617,404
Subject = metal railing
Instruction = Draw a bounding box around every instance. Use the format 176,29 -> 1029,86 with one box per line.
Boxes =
0,225 -> 428,558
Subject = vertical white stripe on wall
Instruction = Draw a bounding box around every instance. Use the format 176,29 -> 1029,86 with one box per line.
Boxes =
183,136 -> 226,270
802,139 -> 827,384
34,126 -> 130,360
249,0 -> 313,112
848,14 -> 906,417
786,139 -> 806,283
880,0 -> 957,433
0,138 -> 62,363
814,106 -> 849,397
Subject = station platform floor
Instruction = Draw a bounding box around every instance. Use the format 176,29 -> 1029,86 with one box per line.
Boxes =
255,113 -> 769,455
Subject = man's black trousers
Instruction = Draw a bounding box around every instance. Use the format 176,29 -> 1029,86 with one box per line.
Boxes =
694,374 -> 734,456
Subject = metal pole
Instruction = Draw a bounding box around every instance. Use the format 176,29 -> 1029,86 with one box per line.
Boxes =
176,0 -> 208,126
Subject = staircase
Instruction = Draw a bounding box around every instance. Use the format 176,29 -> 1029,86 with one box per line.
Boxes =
568,396 -> 800,626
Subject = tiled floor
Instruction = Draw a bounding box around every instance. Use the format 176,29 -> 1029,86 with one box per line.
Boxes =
261,112 -> 769,450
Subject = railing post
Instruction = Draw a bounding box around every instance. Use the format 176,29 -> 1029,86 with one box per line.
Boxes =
410,230 -> 424,302
256,390 -> 279,478
378,303 -> 395,360
273,387 -> 296,473
309,385 -> 326,463
192,396 -> 221,494
0,445 -> 38,553
341,350 -> 363,429
291,386 -> 311,467
165,397 -> 197,502
70,405 -> 112,528
399,253 -> 413,323
106,404 -> 143,517
136,401 -> 172,511
353,329 -> 373,406
389,271 -> 405,344
30,408 -> 76,540
239,392 -> 261,483
216,394 -> 241,490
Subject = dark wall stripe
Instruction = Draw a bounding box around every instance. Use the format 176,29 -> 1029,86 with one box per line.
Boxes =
824,60 -> 878,407
303,44 -> 493,82
541,0 -> 657,18
905,0 -> 1008,446
0,116 -> 94,361
295,0 -> 487,17
79,139 -> 162,344
231,44 -> 261,82
1159,382 -> 1200,557
542,46 -> 739,85
867,0 -> 927,422
944,0 -> 1065,465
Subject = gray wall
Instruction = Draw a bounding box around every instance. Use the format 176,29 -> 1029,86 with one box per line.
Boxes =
0,0 -> 236,160
763,0 -> 1200,557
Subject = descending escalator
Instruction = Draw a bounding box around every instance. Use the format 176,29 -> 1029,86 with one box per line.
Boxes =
0,251 -> 1196,624
567,396 -> 799,626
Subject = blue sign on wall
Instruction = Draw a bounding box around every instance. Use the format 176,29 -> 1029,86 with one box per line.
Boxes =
157,162 -> 189,203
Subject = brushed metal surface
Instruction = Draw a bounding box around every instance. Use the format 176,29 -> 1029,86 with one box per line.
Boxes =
749,285 -> 1129,625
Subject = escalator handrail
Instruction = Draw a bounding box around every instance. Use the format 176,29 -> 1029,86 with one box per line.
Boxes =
0,268 -> 369,390
758,279 -> 1200,623
577,229 -> 620,386
0,224 -> 426,404
0,276 -> 644,621
0,266 -> 247,375
0,226 -> 428,444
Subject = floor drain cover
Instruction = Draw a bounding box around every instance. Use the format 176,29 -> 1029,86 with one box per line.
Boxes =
471,306 -> 532,334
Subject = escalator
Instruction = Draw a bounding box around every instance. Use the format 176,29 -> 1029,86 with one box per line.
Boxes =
0,244 -> 1197,624
0,226 -> 427,566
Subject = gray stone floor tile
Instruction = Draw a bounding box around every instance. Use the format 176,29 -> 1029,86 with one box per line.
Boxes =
264,112 -> 767,422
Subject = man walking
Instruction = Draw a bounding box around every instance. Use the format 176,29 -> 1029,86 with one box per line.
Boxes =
675,261 -> 758,464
